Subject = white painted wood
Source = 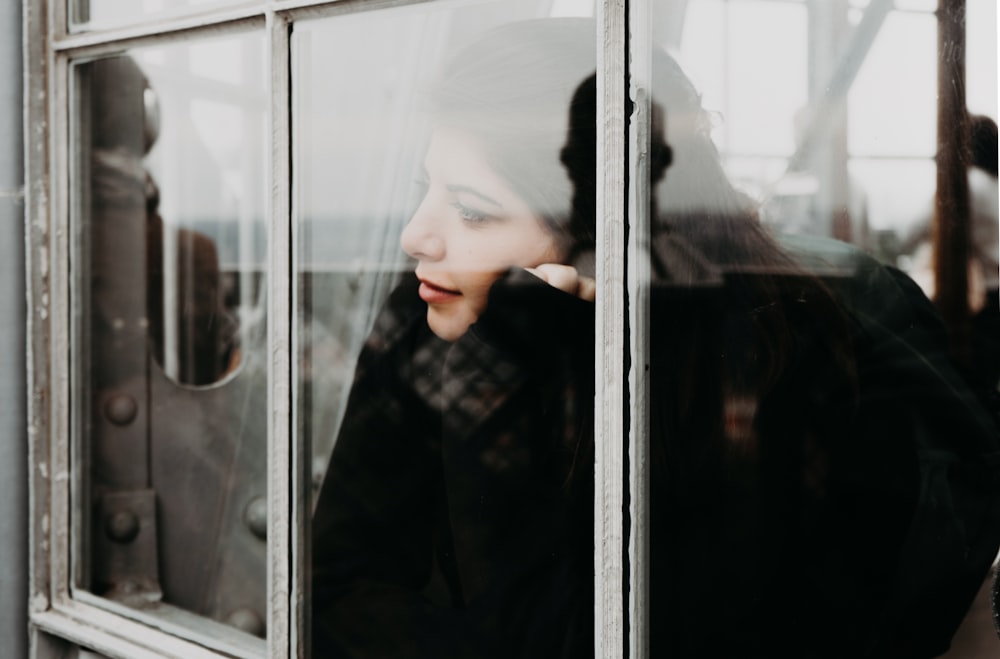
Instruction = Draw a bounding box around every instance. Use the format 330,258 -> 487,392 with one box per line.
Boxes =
267,10 -> 293,659
595,1 -> 627,658
71,591 -> 266,658
287,19 -> 308,659
49,51 -> 73,611
54,9 -> 266,56
50,0 -> 442,58
33,606 -> 236,659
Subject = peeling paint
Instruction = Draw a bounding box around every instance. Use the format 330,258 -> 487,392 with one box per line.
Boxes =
30,592 -> 49,612
38,241 -> 48,278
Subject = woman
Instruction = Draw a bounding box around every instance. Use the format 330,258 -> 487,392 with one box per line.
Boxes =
311,18 -> 1000,658
311,22 -> 599,658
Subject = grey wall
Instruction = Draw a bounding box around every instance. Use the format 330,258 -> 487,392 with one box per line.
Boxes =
1,0 -> 27,657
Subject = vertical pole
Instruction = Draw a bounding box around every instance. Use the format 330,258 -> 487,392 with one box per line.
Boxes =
934,0 -> 971,364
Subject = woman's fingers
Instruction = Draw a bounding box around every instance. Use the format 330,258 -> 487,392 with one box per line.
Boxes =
576,275 -> 596,302
525,264 -> 596,302
526,264 -> 576,292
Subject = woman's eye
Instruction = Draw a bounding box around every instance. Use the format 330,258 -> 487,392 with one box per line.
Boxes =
451,201 -> 492,225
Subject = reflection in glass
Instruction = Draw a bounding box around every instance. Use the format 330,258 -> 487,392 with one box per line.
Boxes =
848,10 -> 937,158
74,33 -> 268,638
297,5 -> 596,656
649,1 -> 1000,655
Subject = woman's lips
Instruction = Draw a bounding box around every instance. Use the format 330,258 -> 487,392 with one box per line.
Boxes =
418,279 -> 461,304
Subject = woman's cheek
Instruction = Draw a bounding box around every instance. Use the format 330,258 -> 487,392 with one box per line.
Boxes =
465,270 -> 505,317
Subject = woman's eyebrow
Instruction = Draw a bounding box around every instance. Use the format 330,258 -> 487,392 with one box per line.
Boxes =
446,184 -> 504,209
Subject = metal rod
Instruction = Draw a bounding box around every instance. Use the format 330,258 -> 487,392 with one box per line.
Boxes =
932,0 -> 971,363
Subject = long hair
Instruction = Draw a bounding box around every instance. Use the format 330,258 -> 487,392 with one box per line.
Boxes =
430,19 -> 792,270
428,18 -> 594,252
429,17 -> 857,451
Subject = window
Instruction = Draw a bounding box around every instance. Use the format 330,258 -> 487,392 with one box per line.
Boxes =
25,0 -> 1000,657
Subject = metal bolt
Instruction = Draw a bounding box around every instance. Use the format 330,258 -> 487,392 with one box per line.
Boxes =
105,394 -> 138,426
244,497 -> 267,540
106,510 -> 140,543
226,608 -> 265,637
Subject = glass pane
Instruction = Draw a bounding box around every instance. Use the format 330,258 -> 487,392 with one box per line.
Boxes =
296,3 -> 598,656
966,0 -> 999,120
679,0 -> 807,157
724,1 -> 808,157
848,10 -> 937,158
647,1 -> 1000,655
72,32 -> 269,640
71,0 -> 245,31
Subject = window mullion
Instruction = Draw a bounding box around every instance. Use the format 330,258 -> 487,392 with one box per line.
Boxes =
50,40 -> 73,610
595,1 -> 628,658
266,10 -> 292,659
627,1 -> 652,658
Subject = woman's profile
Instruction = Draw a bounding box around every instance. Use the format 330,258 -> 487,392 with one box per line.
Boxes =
310,17 -> 1000,658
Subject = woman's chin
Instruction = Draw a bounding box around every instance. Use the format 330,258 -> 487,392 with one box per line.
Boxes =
426,308 -> 475,342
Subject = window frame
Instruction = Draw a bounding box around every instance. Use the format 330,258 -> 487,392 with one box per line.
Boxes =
24,0 -> 648,657
26,3 -> 279,658
28,0 -> 996,657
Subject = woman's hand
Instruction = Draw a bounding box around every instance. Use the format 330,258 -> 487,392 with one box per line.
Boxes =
525,264 -> 596,302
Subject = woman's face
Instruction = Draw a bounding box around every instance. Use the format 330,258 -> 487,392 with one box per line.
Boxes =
400,127 -> 563,341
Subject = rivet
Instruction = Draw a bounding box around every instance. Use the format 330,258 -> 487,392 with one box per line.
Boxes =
226,608 -> 265,637
106,510 -> 140,543
244,497 -> 267,540
105,394 -> 138,426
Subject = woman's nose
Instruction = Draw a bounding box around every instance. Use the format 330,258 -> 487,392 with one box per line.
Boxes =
400,198 -> 445,261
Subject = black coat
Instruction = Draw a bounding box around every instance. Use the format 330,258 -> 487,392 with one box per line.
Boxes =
311,237 -> 1000,658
